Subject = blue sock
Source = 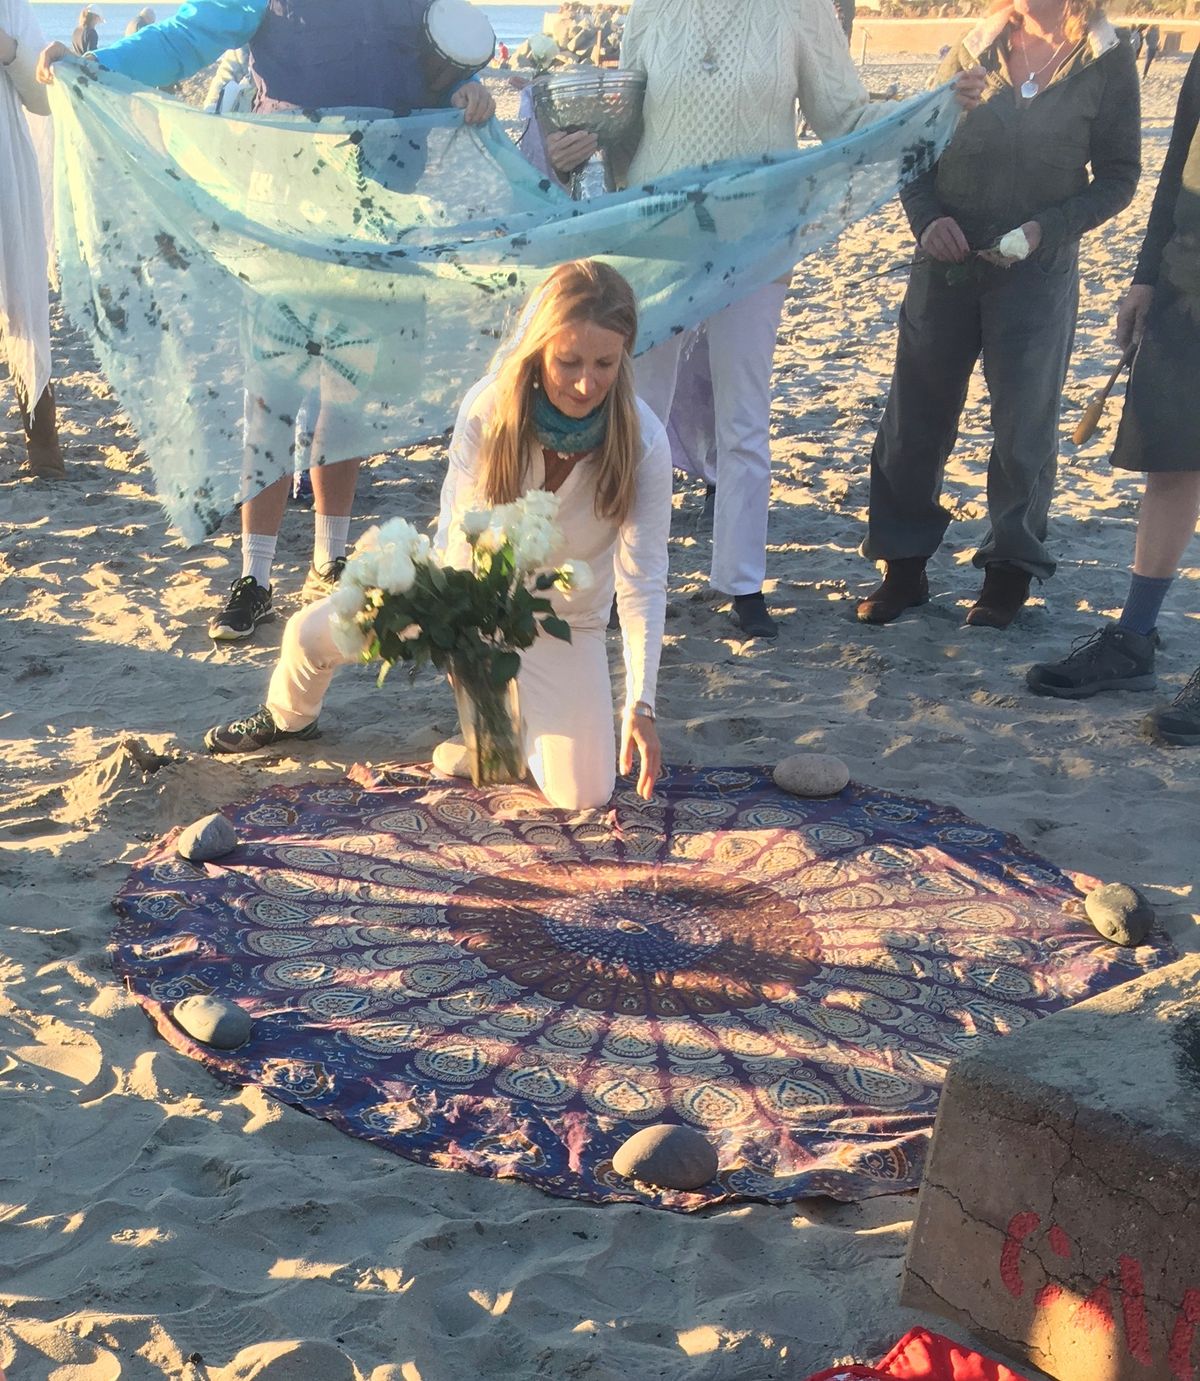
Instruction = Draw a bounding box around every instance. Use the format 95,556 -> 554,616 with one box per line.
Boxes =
1118,573 -> 1173,637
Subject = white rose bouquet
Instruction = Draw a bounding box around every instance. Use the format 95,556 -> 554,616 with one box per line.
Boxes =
329,492 -> 590,785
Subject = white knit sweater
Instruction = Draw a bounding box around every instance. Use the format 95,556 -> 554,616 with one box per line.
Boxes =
620,0 -> 889,183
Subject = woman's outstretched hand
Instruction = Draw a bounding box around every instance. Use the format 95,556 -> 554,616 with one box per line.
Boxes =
621,710 -> 662,801
36,41 -> 69,82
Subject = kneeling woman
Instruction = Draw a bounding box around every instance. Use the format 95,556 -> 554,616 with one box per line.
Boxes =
204,260 -> 673,810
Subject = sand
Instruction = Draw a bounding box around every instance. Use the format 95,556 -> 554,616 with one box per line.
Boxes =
1,57 -> 1197,1381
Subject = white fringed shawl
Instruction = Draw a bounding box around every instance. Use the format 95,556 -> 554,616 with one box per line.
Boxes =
0,0 -> 52,412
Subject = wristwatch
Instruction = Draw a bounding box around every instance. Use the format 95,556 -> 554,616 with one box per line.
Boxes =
629,700 -> 655,721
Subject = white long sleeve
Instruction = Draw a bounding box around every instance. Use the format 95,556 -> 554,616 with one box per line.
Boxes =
621,0 -> 888,182
1,0 -> 50,117
435,379 -> 672,711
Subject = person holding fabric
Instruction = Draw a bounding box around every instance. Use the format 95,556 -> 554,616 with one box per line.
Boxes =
617,0 -> 986,640
71,7 -> 102,55
857,0 -> 1140,630
1025,49 -> 1200,746
203,260 -> 672,811
38,0 -> 496,643
1,0 -> 63,479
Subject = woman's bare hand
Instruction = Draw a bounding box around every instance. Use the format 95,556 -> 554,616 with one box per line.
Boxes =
620,712 -> 661,801
450,80 -> 495,124
920,216 -> 970,263
36,40 -> 69,83
952,65 -> 987,111
546,129 -> 598,177
1116,284 -> 1155,351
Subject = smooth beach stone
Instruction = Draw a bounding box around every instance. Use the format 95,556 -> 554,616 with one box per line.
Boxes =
1085,883 -> 1154,947
176,811 -> 237,862
612,1124 -> 719,1191
432,736 -> 471,779
773,753 -> 851,799
173,994 -> 252,1050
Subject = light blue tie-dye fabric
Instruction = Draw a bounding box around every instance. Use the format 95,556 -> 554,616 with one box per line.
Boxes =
48,63 -> 958,544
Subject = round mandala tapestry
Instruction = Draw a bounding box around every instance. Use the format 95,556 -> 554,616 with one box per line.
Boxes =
111,765 -> 1171,1210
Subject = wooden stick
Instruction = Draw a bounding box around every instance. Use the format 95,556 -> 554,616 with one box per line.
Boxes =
1071,344 -> 1136,446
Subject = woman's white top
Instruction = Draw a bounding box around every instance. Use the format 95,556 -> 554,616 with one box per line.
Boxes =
436,378 -> 673,713
621,0 -> 889,182
0,0 -> 53,410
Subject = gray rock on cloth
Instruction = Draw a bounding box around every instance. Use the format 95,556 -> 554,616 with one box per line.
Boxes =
173,994 -> 253,1050
612,1124 -> 719,1190
176,812 -> 238,862
773,753 -> 850,798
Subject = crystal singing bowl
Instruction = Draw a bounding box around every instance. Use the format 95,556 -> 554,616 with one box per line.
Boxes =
531,67 -> 647,145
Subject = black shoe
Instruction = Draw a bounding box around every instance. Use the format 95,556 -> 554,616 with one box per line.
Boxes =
209,576 -> 274,641
732,592 -> 778,640
1143,665 -> 1200,746
965,562 -> 1031,629
204,705 -> 320,755
301,556 -> 347,603
856,557 -> 929,625
700,483 -> 716,530
1026,624 -> 1156,699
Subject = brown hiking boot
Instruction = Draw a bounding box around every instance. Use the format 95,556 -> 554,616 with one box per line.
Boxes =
22,384 -> 65,479
965,562 -> 1031,629
856,557 -> 929,625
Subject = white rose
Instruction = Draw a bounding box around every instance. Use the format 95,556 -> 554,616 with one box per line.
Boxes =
376,517 -> 421,552
330,583 -> 365,619
527,31 -> 559,66
375,545 -> 416,594
344,550 -> 380,590
461,509 -> 491,541
997,227 -> 1031,261
355,524 -> 383,555
555,559 -> 594,592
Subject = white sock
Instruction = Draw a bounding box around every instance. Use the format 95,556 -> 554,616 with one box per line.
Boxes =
313,514 -> 351,572
241,533 -> 277,588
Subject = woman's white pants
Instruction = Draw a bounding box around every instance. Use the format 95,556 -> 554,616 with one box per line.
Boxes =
635,280 -> 787,597
266,598 -> 617,811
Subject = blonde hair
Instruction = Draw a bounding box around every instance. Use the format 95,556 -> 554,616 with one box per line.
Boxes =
1007,0 -> 1099,47
480,259 -> 641,527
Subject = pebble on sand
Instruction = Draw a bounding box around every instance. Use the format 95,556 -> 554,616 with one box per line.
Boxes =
1084,882 -> 1155,948
432,737 -> 471,779
773,753 -> 851,798
173,994 -> 253,1050
612,1124 -> 719,1191
176,812 -> 238,862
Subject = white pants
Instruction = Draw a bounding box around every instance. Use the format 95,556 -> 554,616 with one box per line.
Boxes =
267,598 -> 617,811
636,281 -> 788,596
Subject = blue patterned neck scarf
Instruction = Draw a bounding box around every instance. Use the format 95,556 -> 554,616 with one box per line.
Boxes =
532,388 -> 608,455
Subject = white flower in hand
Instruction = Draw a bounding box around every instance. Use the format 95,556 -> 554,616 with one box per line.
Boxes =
462,510 -> 491,542
555,559 -> 593,592
343,550 -> 380,590
997,227 -> 1031,261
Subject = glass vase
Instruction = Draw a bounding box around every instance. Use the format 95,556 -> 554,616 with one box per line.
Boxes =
449,658 -> 526,788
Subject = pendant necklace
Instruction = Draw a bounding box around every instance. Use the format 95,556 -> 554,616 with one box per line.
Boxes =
1016,30 -> 1069,99
695,0 -> 722,74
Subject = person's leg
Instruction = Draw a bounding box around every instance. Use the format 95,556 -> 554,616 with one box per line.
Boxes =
519,626 -> 616,810
971,251 -> 1079,624
22,384 -> 65,479
634,334 -> 686,427
205,597 -> 353,753
859,257 -> 982,622
704,281 -> 788,611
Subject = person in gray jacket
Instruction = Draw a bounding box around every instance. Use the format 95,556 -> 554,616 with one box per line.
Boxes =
858,0 -> 1139,630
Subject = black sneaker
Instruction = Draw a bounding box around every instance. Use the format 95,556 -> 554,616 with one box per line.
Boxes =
301,556 -> 347,603
732,592 -> 778,640
204,705 -> 320,756
1026,624 -> 1156,699
1143,665 -> 1200,746
209,576 -> 274,642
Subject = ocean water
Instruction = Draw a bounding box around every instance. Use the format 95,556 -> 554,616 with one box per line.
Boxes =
27,3 -> 557,54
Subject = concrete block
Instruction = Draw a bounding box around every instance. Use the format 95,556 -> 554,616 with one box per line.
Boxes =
903,955 -> 1200,1381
